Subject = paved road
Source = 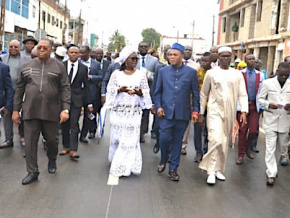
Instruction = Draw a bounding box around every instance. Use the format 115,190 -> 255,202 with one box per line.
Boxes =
0,114 -> 289,218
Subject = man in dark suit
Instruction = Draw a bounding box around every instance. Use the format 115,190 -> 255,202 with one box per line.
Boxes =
0,39 -> 31,148
79,46 -> 103,142
154,43 -> 200,181
94,48 -> 110,125
60,46 -> 93,159
0,62 -> 14,123
137,41 -> 160,143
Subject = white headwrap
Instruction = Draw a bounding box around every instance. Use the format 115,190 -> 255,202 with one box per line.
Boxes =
218,46 -> 232,54
119,46 -> 137,64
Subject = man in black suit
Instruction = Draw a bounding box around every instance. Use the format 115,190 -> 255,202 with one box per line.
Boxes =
94,48 -> 110,123
79,46 -> 103,142
60,46 -> 93,159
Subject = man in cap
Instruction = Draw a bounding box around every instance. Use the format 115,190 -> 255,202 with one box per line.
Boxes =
154,43 -> 200,181
54,46 -> 67,62
21,36 -> 38,57
199,46 -> 248,185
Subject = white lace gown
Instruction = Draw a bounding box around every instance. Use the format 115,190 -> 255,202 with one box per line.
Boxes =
105,69 -> 152,177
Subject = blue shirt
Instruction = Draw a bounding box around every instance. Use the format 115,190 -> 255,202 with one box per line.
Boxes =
246,68 -> 256,101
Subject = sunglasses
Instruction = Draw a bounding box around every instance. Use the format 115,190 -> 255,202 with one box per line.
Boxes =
37,46 -> 49,51
130,57 -> 138,61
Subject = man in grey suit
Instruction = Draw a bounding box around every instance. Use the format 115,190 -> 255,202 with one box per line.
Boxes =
0,40 -> 31,148
137,41 -> 160,143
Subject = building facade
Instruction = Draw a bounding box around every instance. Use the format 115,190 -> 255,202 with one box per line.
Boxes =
218,0 -> 290,75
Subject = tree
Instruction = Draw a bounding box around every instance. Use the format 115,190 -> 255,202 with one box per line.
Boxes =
108,30 -> 126,52
141,28 -> 161,49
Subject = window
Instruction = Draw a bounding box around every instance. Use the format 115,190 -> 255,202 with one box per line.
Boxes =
60,21 -> 63,29
223,17 -> 227,33
240,8 -> 245,27
257,0 -> 263,22
42,11 -> 46,22
11,0 -> 21,15
52,16 -> 55,25
56,18 -> 59,27
47,14 -> 51,23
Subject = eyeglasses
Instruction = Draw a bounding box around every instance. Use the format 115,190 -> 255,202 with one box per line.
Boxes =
130,57 -> 138,61
37,46 -> 49,51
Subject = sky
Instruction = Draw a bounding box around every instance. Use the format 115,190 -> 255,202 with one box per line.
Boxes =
63,0 -> 220,49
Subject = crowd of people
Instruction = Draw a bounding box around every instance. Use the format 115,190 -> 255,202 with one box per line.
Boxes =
0,36 -> 289,187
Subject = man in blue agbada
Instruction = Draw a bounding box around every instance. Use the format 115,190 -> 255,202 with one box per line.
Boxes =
154,43 -> 200,181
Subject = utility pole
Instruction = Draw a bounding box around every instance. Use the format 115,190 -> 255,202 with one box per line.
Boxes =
77,10 -> 83,46
191,20 -> 195,51
0,0 -> 6,50
62,0 -> 67,45
212,15 -> 215,46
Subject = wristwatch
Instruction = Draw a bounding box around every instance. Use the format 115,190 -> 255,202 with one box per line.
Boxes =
63,109 -> 69,114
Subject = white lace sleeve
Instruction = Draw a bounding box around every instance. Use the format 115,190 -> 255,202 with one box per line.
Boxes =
104,70 -> 119,109
139,71 -> 152,109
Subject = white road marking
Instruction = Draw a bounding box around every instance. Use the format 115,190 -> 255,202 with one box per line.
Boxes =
107,174 -> 119,185
105,185 -> 113,218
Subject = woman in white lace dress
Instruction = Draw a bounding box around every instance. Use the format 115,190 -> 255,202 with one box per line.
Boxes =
105,47 -> 152,177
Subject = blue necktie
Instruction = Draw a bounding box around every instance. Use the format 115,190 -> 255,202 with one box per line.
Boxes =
142,56 -> 145,68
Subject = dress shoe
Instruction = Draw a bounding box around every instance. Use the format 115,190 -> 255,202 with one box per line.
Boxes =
59,148 -> 70,156
194,152 -> 203,163
48,160 -> 57,174
207,174 -> 216,185
215,171 -> 226,181
251,147 -> 259,153
140,134 -> 145,143
80,137 -> 88,143
69,151 -> 80,160
168,170 -> 179,181
236,157 -> 244,165
0,140 -> 14,149
151,132 -> 157,139
22,172 -> 39,185
153,143 -> 159,154
157,161 -> 166,173
88,133 -> 95,139
20,137 -> 25,147
280,157 -> 288,166
245,149 -> 254,159
266,177 -> 275,186
181,148 -> 187,155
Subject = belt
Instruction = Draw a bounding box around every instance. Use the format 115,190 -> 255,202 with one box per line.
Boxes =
248,100 -> 256,104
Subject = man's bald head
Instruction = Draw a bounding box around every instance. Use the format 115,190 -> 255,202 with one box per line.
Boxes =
9,40 -> 21,56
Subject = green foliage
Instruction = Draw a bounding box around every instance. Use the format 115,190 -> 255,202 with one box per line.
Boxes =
141,28 -> 161,49
108,30 -> 126,52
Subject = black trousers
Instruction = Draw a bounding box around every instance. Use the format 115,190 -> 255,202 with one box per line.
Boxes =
141,109 -> 150,136
80,100 -> 98,138
61,105 -> 81,151
24,119 -> 59,173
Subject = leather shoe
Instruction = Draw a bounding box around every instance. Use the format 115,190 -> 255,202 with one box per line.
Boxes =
181,148 -> 187,155
168,170 -> 179,181
20,137 -> 25,147
153,143 -> 159,154
59,148 -> 70,156
157,161 -> 166,173
22,172 -> 39,185
48,160 -> 57,174
70,151 -> 80,160
245,149 -> 254,159
251,147 -> 259,153
194,152 -> 203,163
0,140 -> 14,149
88,133 -> 95,139
80,137 -> 88,143
236,157 -> 244,165
266,177 -> 275,186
